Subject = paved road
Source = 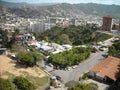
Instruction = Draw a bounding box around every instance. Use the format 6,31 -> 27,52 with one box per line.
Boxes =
97,30 -> 120,37
49,51 -> 107,83
44,37 -> 112,84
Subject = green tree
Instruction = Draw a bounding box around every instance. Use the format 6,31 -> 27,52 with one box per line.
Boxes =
8,29 -> 20,48
0,29 -> 8,47
10,44 -> 19,53
33,32 -> 41,41
50,47 -> 91,66
41,25 -> 111,45
13,76 -> 35,90
108,40 -> 120,57
17,52 -> 34,66
108,46 -> 116,56
44,36 -> 49,42
32,51 -> 44,64
17,51 -> 44,66
0,78 -> 16,90
14,29 -> 19,36
65,80 -> 79,88
68,83 -> 98,90
59,34 -> 71,44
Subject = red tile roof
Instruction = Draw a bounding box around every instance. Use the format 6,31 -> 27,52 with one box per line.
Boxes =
90,56 -> 120,81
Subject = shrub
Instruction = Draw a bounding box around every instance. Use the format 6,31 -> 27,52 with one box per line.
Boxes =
65,80 -> 79,88
13,76 -> 35,90
0,78 -> 16,90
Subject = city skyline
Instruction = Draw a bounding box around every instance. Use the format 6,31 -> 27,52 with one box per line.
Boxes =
2,0 -> 120,5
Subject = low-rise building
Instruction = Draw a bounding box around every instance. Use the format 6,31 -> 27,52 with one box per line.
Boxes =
90,56 -> 120,83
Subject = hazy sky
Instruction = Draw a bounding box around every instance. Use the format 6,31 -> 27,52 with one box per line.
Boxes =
2,0 -> 120,5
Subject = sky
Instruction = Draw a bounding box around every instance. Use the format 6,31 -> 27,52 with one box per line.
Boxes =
2,0 -> 120,5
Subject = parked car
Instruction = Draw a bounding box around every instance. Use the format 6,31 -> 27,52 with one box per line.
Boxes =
66,67 -> 71,71
72,65 -> 78,69
48,63 -> 53,67
57,83 -> 62,88
42,65 -> 47,69
91,50 -> 97,53
99,46 -> 108,51
50,75 -> 56,80
53,66 -> 57,69
56,76 -> 61,80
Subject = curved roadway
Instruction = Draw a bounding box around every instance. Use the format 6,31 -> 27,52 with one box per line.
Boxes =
50,51 -> 107,83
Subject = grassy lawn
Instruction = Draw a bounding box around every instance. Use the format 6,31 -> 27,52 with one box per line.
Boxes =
2,71 -> 50,89
26,75 -> 50,87
2,71 -> 15,80
33,67 -> 46,75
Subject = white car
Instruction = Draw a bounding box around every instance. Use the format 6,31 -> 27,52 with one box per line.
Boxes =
99,47 -> 108,51
72,65 -> 78,69
67,67 -> 71,71
57,83 -> 62,87
48,63 -> 53,67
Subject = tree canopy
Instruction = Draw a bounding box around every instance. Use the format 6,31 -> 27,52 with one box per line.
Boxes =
17,51 -> 44,66
108,40 -> 120,90
68,83 -> 98,90
49,47 -> 91,67
13,76 -> 35,90
0,78 -> 16,90
0,28 -> 20,48
108,40 -> 120,58
41,25 -> 112,45
58,34 -> 72,44
0,29 -> 8,47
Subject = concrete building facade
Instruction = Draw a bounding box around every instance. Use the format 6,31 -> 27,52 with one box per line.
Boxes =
102,16 -> 112,31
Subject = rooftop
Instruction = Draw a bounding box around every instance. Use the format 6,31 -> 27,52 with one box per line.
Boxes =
103,16 -> 112,19
90,56 -> 120,81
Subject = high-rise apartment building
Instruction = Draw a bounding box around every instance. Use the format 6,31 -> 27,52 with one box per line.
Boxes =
102,16 -> 112,31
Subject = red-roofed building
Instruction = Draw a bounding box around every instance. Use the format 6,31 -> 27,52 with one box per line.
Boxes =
90,56 -> 120,83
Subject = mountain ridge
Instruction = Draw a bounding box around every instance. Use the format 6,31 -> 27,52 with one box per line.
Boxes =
0,0 -> 57,7
0,0 -> 120,19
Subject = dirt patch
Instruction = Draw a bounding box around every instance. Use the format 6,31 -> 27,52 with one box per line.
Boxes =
0,55 -> 46,79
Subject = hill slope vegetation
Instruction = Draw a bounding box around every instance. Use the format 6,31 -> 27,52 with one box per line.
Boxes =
1,1 -> 120,18
41,25 -> 112,45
